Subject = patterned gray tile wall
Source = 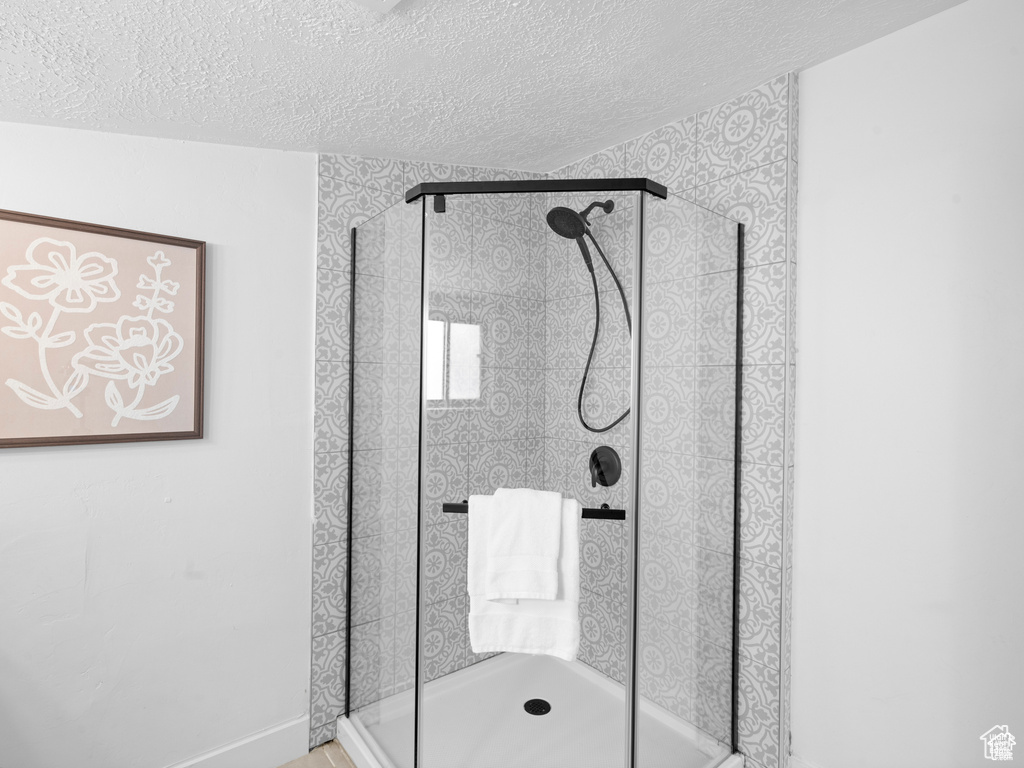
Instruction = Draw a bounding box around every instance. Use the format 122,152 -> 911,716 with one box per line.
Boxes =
550,73 -> 798,768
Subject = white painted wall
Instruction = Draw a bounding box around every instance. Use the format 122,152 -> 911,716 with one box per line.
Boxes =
793,0 -> 1024,766
0,123 -> 316,768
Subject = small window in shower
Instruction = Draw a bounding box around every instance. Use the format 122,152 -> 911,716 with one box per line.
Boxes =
426,319 -> 481,403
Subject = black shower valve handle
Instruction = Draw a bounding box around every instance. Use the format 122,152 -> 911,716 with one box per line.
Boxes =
589,446 -> 621,488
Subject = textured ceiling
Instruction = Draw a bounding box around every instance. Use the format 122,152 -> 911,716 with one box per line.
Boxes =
0,0 -> 964,171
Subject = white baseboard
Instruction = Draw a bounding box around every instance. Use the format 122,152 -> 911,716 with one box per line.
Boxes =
789,756 -> 825,768
164,715 -> 309,768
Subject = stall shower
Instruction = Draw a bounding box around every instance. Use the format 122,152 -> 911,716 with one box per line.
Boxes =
339,178 -> 743,768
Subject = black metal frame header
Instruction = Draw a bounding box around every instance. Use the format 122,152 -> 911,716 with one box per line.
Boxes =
405,177 -> 669,204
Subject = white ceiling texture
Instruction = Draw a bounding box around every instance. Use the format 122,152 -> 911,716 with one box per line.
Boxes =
0,0 -> 964,171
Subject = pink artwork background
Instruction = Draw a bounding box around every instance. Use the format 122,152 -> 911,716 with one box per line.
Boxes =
0,218 -> 199,442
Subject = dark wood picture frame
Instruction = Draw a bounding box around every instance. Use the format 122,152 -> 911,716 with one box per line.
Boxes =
0,208 -> 205,448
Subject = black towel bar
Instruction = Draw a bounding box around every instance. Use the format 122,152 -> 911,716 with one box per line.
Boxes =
442,501 -> 625,521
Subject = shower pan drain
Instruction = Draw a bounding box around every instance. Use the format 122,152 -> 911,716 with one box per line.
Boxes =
523,698 -> 551,716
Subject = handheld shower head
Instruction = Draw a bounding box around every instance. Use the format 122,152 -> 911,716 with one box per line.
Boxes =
546,207 -> 587,240
546,200 -> 615,240
544,208 -> 595,272
575,237 -> 596,274
546,200 -> 617,275
544,199 -> 631,434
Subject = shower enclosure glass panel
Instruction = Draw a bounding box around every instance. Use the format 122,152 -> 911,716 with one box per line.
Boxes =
345,180 -> 741,768
346,199 -> 421,768
417,190 -> 635,768
635,196 -> 740,767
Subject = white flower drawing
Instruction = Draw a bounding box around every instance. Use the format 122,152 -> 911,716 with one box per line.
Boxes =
2,237 -> 120,313
3,240 -> 184,427
73,316 -> 183,389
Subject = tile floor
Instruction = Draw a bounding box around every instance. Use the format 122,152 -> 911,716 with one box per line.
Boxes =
279,740 -> 356,768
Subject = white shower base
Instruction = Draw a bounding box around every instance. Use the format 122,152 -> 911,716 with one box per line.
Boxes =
337,653 -> 735,768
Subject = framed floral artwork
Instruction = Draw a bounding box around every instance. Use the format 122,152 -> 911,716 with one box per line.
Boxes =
0,209 -> 205,448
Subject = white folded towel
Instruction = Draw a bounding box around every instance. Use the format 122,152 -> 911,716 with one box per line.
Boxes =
484,487 -> 563,601
468,495 -> 581,661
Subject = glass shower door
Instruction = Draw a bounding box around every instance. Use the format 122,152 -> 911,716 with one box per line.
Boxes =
416,189 -> 639,768
633,194 -> 741,767
346,198 -> 421,768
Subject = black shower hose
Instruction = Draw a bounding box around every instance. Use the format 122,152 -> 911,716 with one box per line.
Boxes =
577,229 -> 632,433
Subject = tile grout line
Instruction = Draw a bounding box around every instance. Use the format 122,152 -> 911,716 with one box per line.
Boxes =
318,166 -> 406,204
692,153 -> 790,190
